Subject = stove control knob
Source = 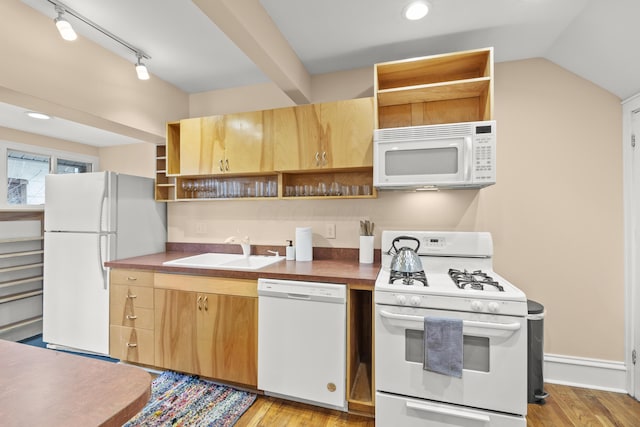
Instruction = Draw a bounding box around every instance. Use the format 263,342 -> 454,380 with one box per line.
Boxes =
471,300 -> 484,312
488,302 -> 500,313
410,296 -> 421,306
395,295 -> 407,305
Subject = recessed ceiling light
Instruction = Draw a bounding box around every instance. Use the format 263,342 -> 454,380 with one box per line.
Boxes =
403,1 -> 430,20
26,111 -> 51,120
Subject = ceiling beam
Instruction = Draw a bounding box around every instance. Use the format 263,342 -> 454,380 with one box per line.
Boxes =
192,0 -> 311,104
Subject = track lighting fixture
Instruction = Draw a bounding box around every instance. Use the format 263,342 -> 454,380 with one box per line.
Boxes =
135,54 -> 150,81
48,1 -> 151,80
54,6 -> 77,41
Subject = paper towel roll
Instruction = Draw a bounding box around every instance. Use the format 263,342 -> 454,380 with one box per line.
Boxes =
295,227 -> 313,261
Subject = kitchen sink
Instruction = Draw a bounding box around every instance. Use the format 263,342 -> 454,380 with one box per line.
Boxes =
162,253 -> 285,271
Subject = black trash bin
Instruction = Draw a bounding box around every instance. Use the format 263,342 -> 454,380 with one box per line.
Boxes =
527,299 -> 548,404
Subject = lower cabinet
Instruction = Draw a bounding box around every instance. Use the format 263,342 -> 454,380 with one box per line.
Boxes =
109,269 -> 155,365
153,274 -> 258,387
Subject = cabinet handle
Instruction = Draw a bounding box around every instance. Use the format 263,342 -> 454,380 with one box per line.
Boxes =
126,293 -> 137,299
197,295 -> 202,310
315,152 -> 320,166
204,296 -> 208,311
126,276 -> 137,281
321,151 -> 327,166
126,314 -> 138,320
225,159 -> 229,171
126,342 -> 138,348
219,159 -> 224,172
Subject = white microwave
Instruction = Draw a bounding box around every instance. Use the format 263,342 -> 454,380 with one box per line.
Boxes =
374,120 -> 496,190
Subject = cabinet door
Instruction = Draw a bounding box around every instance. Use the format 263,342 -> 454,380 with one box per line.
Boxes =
196,292 -> 258,386
321,98 -> 374,168
154,289 -> 200,374
222,111 -> 272,174
273,104 -> 323,171
179,116 -> 225,175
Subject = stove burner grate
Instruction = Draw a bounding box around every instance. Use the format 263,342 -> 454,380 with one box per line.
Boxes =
448,269 -> 504,292
389,270 -> 428,287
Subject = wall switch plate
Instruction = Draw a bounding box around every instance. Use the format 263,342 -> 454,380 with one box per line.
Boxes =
195,221 -> 207,234
325,223 -> 336,239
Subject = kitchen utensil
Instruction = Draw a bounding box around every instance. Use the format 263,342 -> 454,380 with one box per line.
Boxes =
389,236 -> 423,273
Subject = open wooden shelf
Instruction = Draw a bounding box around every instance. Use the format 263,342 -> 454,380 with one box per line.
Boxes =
375,47 -> 493,128
377,77 -> 491,107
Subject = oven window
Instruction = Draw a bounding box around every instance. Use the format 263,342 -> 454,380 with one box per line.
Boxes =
385,147 -> 458,176
405,330 -> 490,372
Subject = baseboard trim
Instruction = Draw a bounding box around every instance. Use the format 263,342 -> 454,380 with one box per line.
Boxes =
544,353 -> 627,393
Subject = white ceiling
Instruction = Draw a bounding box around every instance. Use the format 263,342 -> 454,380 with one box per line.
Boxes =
10,0 -> 640,147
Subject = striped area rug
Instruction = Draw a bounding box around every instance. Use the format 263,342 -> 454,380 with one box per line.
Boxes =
124,371 -> 257,427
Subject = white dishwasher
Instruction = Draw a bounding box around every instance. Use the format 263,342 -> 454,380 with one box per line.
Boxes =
257,278 -> 347,411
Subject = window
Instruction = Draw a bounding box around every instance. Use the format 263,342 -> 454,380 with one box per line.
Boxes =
57,158 -> 93,174
7,150 -> 50,205
2,142 -> 98,207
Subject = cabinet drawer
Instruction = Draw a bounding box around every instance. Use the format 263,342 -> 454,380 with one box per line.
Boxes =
110,284 -> 154,329
109,325 -> 154,365
110,269 -> 154,287
111,284 -> 154,309
110,304 -> 154,329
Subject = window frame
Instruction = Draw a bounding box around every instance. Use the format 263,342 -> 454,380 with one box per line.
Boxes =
0,141 -> 99,209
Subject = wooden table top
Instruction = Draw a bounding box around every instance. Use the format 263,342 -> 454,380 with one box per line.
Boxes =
0,339 -> 151,427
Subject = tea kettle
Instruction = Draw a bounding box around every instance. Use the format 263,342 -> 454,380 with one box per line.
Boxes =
389,236 -> 424,273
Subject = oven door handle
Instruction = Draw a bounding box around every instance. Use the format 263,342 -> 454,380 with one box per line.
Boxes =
406,401 -> 491,423
379,310 -> 521,332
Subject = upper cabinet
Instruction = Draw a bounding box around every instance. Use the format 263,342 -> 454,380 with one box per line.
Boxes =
273,98 -> 374,171
177,111 -> 273,176
374,47 -> 493,129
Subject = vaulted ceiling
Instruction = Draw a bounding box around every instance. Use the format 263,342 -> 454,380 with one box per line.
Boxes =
4,0 -> 638,146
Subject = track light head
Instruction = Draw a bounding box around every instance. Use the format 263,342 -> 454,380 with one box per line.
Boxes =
135,54 -> 150,80
54,6 -> 77,41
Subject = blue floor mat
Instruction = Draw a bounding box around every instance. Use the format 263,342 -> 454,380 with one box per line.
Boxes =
19,334 -> 118,363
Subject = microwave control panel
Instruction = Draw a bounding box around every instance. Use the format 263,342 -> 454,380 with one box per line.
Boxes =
472,126 -> 496,184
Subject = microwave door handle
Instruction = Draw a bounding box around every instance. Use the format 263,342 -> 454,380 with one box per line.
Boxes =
464,136 -> 473,181
379,310 -> 521,331
406,401 -> 491,423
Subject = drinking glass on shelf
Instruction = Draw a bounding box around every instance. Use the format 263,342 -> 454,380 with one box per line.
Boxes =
362,184 -> 371,196
351,185 -> 360,196
341,185 -> 350,196
317,182 -> 327,196
181,180 -> 192,199
329,182 -> 340,196
285,186 -> 294,197
267,181 -> 277,197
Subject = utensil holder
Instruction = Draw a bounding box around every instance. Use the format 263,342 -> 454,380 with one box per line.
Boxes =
359,235 -> 374,264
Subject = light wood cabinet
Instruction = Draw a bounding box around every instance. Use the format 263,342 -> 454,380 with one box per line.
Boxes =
109,269 -> 155,365
159,99 -> 375,201
155,145 -> 175,201
154,274 -> 258,387
274,98 -> 374,171
375,47 -> 493,129
178,111 -> 273,176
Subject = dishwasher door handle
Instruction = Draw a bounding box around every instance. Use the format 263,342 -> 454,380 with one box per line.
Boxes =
287,293 -> 312,300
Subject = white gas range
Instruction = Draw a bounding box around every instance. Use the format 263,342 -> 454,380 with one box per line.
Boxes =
375,231 -> 528,427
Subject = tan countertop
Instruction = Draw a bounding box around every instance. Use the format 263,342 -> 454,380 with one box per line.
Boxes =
105,250 -> 380,288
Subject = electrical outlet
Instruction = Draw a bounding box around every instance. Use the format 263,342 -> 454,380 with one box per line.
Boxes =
325,223 -> 336,239
195,221 -> 207,234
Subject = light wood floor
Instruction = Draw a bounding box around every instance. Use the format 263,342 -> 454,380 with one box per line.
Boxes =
235,383 -> 640,426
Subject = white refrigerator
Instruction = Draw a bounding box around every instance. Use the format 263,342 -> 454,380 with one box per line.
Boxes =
43,171 -> 166,355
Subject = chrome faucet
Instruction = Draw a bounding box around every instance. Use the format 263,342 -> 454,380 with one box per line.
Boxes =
224,235 -> 251,258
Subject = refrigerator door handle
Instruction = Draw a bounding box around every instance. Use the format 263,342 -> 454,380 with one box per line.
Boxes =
98,234 -> 108,289
98,175 -> 108,233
